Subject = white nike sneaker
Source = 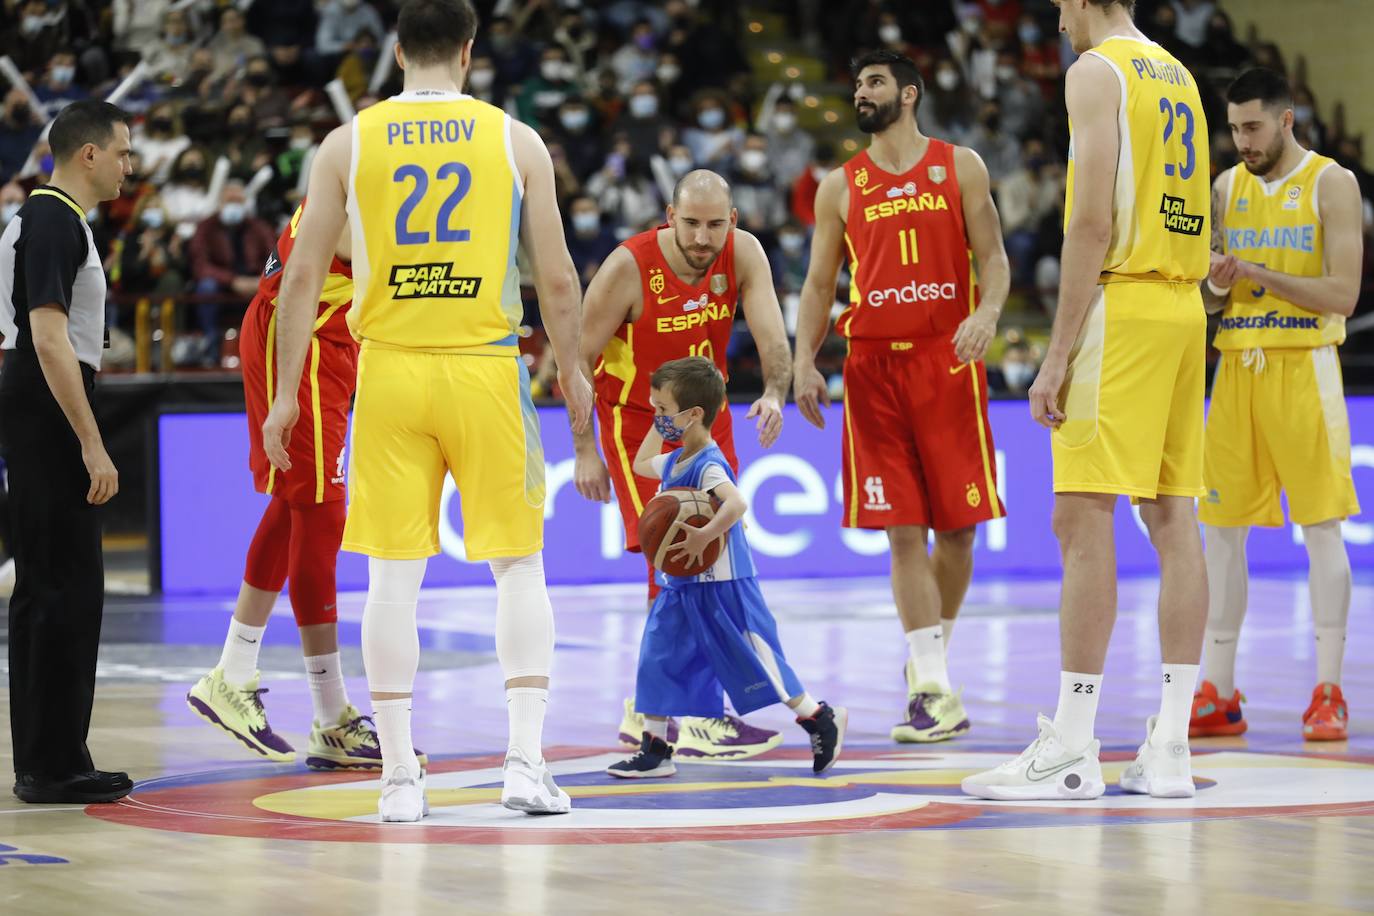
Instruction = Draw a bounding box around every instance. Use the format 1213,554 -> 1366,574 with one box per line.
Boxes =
501,748 -> 572,815
961,714 -> 1105,801
378,764 -> 428,822
1119,716 -> 1195,798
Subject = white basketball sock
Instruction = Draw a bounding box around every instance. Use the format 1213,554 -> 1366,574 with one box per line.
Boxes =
1202,525 -> 1249,695
1305,521 -> 1351,685
645,716 -> 669,741
1053,671 -> 1102,751
905,625 -> 951,692
507,687 -> 548,762
941,618 -> 955,654
305,652 -> 349,725
788,692 -> 821,719
1154,663 -> 1199,745
372,697 -> 421,776
219,619 -> 266,685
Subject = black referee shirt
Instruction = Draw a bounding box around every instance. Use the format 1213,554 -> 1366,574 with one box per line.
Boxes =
0,185 -> 106,371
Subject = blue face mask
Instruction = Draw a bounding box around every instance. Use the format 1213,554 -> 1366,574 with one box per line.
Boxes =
653,409 -> 693,442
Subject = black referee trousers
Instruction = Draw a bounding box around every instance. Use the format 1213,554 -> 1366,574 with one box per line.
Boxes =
0,347 -> 104,778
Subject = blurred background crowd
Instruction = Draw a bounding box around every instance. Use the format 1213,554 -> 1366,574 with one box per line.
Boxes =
1,0 -> 1370,397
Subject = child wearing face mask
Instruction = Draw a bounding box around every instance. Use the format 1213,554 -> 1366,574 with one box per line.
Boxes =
606,356 -> 847,779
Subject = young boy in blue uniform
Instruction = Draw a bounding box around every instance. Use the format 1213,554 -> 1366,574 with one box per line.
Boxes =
608,357 -> 846,778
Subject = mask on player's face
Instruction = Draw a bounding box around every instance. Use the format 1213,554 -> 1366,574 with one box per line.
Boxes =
653,408 -> 695,442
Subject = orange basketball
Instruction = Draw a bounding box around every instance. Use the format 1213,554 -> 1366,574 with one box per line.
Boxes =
638,487 -> 723,577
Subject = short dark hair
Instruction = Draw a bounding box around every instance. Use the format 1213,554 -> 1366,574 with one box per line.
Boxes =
49,100 -> 131,161
1227,67 -> 1293,113
397,0 -> 479,67
651,357 -> 726,427
850,49 -> 924,114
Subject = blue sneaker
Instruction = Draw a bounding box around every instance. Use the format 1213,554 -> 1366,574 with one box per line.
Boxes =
607,733 -> 676,779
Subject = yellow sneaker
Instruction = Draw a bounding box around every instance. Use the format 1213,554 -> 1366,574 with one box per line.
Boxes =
186,668 -> 295,762
306,704 -> 429,771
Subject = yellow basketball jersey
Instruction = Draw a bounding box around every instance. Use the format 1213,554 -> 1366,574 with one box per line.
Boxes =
347,90 -> 522,353
1213,151 -> 1345,351
1065,37 -> 1209,283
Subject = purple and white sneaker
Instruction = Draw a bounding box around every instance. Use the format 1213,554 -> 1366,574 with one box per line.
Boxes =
675,712 -> 783,760
186,668 -> 295,762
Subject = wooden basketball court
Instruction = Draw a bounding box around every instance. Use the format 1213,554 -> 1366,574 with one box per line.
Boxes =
3,574 -> 1371,913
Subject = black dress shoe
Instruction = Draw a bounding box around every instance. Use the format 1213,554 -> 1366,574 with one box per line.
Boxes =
13,770 -> 133,804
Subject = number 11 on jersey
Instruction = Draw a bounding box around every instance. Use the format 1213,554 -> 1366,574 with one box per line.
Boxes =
898,227 -> 919,266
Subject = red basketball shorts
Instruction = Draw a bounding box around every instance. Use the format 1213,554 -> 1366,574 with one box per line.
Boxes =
241,295 -> 358,506
840,338 -> 1005,531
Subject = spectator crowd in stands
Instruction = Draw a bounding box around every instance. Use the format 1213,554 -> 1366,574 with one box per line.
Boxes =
0,0 -> 1369,390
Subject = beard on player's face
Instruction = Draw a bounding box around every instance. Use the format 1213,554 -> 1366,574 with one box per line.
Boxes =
855,96 -> 901,134
1240,129 -> 1286,176
673,229 -> 723,268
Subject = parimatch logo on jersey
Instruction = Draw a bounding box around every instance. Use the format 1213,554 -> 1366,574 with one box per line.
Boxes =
1159,194 -> 1203,236
388,263 -> 482,299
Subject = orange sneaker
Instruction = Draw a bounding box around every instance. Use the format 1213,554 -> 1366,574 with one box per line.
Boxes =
1303,683 -> 1349,741
1189,680 -> 1247,737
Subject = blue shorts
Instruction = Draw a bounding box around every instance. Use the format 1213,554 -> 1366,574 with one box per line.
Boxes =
634,577 -> 805,718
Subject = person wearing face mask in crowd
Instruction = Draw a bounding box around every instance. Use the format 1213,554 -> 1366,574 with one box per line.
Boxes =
34,53 -> 89,120
754,85 -> 814,188
1199,9 -> 1249,71
1291,86 -> 1327,152
586,137 -> 664,235
611,21 -> 660,92
465,54 -> 505,107
769,221 -> 811,338
1016,13 -> 1060,97
587,68 -> 628,127
655,53 -> 689,114
922,59 -> 975,145
242,57 -> 292,131
0,0 -> 63,75
993,53 -> 1042,140
874,12 -> 915,57
552,99 -> 602,181
966,101 -> 1020,186
104,152 -> 152,230
163,148 -> 230,237
517,46 -> 579,129
188,181 -> 274,367
553,10 -> 597,76
217,105 -> 269,178
616,81 -> 667,167
208,7 -> 267,84
0,182 -> 25,229
987,336 -> 1038,396
733,134 -> 787,241
335,30 -> 382,100
144,9 -> 197,83
316,0 -> 386,58
649,142 -> 696,202
997,137 -> 1059,287
136,104 -> 192,185
0,91 -> 45,183
788,142 -> 837,228
565,195 -> 618,288
683,94 -> 743,172
483,16 -> 539,86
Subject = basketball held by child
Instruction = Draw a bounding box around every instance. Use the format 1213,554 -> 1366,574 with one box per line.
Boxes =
638,487 -> 723,576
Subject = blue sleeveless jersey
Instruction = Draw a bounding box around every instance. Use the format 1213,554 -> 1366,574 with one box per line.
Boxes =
659,443 -> 756,589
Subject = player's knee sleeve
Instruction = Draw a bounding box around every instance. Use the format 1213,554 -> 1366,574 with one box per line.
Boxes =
490,552 -> 554,680
361,556 -> 426,694
1303,521 -> 1351,628
1203,525 -> 1249,632
287,500 -> 346,627
243,497 -> 291,592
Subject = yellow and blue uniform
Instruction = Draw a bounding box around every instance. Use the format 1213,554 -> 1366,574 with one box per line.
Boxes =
1200,151 -> 1360,526
341,89 -> 543,560
1055,37 -> 1210,499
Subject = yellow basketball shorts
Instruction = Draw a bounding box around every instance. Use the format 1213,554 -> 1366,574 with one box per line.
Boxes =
1052,281 -> 1206,500
342,344 -> 546,561
1199,346 -> 1360,527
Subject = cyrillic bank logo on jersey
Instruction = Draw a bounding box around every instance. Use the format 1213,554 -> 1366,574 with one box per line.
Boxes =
866,280 -> 958,308
388,263 -> 482,299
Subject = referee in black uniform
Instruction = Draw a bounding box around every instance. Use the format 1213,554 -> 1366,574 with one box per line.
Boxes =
0,101 -> 133,804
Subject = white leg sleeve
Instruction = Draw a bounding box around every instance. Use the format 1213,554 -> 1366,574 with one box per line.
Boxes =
361,556 -> 427,694
1202,525 -> 1249,695
1304,521 -> 1352,629
490,552 -> 554,681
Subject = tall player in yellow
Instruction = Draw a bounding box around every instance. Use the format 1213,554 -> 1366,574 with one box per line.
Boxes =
263,0 -> 593,822
1193,68 -> 1362,742
965,0 -> 1211,801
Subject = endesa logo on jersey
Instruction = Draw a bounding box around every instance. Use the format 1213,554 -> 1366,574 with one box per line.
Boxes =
388,263 -> 482,299
866,280 -> 958,308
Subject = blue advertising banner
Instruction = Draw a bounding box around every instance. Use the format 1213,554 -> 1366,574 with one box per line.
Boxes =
158,399 -> 1374,595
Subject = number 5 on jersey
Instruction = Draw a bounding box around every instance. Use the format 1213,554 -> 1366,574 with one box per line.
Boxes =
393,162 -> 473,245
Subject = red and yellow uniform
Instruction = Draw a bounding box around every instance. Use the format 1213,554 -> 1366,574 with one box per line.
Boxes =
241,199 -> 357,505
838,139 -> 1004,530
594,226 -> 740,560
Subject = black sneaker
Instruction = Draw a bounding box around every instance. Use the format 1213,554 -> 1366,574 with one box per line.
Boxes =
14,770 -> 133,804
606,732 -> 677,779
798,702 -> 848,774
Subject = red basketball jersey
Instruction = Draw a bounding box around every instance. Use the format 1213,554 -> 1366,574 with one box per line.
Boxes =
257,199 -> 354,347
837,139 -> 977,343
594,226 -> 738,410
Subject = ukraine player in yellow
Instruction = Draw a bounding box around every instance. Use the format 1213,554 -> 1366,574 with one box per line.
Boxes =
262,0 -> 594,822
1193,68 -> 1362,742
965,0 -> 1210,801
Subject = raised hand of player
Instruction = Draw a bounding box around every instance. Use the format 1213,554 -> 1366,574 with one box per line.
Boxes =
262,399 -> 300,472
1209,250 -> 1241,288
1028,358 -> 1066,429
952,308 -> 998,364
792,362 -> 831,430
746,394 -> 784,448
574,448 -> 612,503
560,366 -> 595,435
669,521 -> 714,569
